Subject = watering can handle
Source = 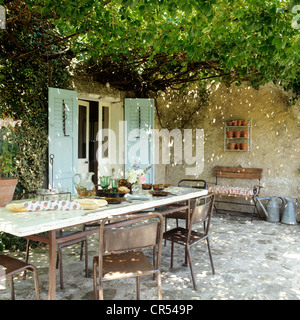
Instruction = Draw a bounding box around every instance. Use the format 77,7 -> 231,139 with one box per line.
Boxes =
278,197 -> 284,208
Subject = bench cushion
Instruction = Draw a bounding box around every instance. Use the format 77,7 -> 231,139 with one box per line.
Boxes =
208,185 -> 254,197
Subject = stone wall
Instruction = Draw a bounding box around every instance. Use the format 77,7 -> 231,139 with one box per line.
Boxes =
72,75 -> 300,217
155,82 -> 300,216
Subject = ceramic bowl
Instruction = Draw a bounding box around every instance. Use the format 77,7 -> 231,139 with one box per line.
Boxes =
153,184 -> 164,191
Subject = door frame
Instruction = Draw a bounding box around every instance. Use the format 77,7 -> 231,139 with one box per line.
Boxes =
78,99 -> 90,174
77,94 -> 122,181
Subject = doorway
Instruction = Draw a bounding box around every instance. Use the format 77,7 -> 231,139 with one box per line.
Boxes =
78,99 -> 113,185
78,100 -> 89,174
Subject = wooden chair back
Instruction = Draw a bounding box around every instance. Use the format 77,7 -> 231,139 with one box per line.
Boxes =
213,166 -> 263,181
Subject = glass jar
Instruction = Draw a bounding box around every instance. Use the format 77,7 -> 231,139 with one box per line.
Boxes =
73,172 -> 95,198
131,181 -> 142,195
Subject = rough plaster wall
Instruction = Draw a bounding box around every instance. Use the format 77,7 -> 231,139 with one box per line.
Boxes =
72,75 -> 135,100
155,82 -> 300,216
72,75 -> 300,217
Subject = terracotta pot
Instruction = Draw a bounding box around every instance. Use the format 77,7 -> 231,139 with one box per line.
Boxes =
236,143 -> 241,150
227,121 -> 233,126
228,142 -> 236,150
242,131 -> 249,138
234,131 -> 241,138
233,120 -> 238,126
241,143 -> 248,150
227,131 -> 234,138
242,120 -> 248,126
237,120 -> 242,126
0,178 -> 18,207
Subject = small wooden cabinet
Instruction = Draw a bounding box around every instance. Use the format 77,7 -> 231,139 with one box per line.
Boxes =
224,119 -> 252,151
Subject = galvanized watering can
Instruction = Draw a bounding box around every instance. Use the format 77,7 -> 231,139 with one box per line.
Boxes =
281,198 -> 298,225
257,196 -> 284,223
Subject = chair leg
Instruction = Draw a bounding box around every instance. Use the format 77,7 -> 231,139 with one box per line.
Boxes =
98,274 -> 104,300
84,239 -> 88,277
164,217 -> 167,246
80,225 -> 86,260
98,283 -> 104,300
30,266 -> 40,300
57,244 -> 64,290
23,239 -> 30,280
9,276 -> 15,300
186,247 -> 197,291
152,246 -> 156,280
93,260 -> 98,300
93,258 -> 104,300
157,271 -> 162,300
136,276 -> 140,300
206,238 -> 215,275
170,241 -> 174,268
80,241 -> 84,261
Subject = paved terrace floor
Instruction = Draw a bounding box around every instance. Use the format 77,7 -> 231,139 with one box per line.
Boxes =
1,213 -> 300,300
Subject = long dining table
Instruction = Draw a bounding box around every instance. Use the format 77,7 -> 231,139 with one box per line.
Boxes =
0,186 -> 208,300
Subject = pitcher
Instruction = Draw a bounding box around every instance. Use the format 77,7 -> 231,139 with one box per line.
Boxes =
281,198 -> 298,225
73,172 -> 95,198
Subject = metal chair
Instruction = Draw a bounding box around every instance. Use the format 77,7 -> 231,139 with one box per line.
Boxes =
93,213 -> 164,300
25,229 -> 88,289
55,230 -> 88,289
22,191 -> 88,289
163,193 -> 215,291
0,254 -> 39,300
165,179 -> 207,229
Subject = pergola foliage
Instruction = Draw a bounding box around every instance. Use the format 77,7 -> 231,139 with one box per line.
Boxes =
1,0 -> 299,98
0,0 -> 299,190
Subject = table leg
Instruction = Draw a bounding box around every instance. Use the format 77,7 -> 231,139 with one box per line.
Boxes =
48,230 -> 56,300
184,199 -> 191,266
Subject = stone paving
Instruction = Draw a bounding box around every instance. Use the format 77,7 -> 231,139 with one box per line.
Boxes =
1,214 -> 300,300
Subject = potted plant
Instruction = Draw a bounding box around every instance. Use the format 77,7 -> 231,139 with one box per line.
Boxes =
0,117 -> 22,206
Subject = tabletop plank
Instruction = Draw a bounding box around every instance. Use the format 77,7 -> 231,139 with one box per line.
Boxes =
0,187 -> 208,237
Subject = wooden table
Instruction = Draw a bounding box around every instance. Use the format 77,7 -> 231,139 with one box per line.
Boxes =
0,187 -> 207,300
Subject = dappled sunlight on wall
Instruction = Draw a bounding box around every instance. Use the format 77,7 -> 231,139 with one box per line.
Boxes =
155,82 -> 300,199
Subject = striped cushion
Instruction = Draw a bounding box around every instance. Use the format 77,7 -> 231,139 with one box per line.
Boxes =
208,185 -> 254,197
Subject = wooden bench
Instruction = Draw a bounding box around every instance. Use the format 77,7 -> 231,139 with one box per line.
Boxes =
208,166 -> 263,219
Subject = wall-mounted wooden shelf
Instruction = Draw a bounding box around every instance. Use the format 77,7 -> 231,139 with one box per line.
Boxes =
224,119 -> 252,152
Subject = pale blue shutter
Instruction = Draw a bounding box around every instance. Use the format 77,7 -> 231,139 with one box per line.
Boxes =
48,88 -> 78,193
125,98 -> 155,184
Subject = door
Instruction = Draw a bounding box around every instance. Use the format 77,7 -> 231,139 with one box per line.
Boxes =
95,101 -> 124,180
78,100 -> 89,174
124,98 -> 155,184
98,102 -> 111,177
48,87 -> 78,193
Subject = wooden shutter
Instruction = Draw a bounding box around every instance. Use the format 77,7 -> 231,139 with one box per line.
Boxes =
48,88 -> 78,193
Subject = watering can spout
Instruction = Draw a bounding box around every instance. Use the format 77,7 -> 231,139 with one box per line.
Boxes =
257,198 -> 269,218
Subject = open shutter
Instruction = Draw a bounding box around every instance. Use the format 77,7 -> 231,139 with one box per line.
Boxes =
48,87 -> 78,193
125,98 -> 155,184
